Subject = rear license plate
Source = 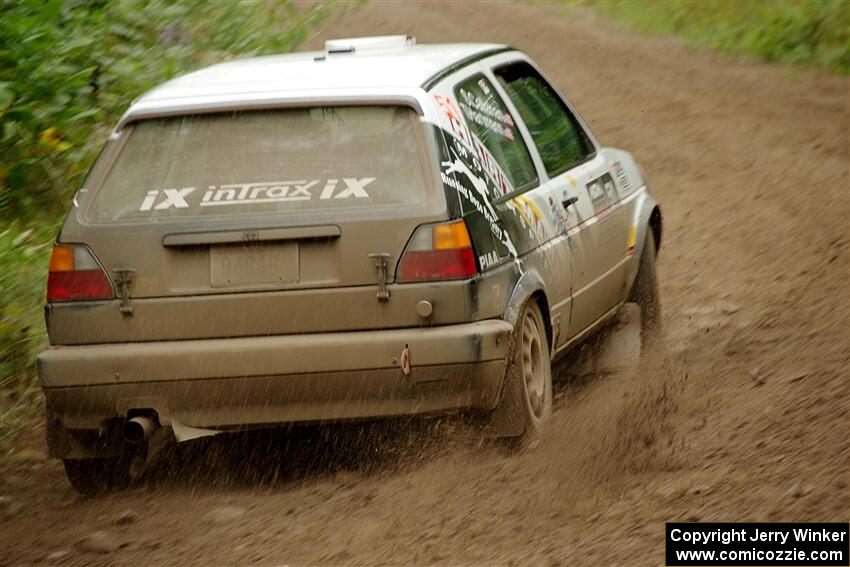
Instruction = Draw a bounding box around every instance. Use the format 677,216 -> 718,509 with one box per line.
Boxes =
210,242 -> 299,288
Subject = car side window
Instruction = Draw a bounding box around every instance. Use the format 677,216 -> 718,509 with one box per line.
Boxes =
494,61 -> 593,178
454,74 -> 538,192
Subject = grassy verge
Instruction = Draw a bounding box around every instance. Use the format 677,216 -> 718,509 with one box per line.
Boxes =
0,0 -> 328,454
579,0 -> 849,74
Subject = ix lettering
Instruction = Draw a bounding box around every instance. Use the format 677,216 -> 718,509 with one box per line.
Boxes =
139,188 -> 196,211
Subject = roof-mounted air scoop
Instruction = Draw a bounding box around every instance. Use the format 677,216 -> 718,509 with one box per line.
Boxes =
324,35 -> 415,55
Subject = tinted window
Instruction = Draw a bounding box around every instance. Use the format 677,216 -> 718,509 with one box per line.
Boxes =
454,75 -> 537,191
495,61 -> 592,177
86,106 -> 428,222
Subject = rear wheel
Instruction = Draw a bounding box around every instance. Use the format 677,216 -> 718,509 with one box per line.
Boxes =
629,231 -> 661,343
63,456 -> 132,496
488,301 -> 553,444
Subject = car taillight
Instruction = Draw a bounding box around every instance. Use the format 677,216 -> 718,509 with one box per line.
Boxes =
46,244 -> 113,302
397,220 -> 478,282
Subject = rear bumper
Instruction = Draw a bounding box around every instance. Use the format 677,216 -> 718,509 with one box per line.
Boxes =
38,320 -> 512,433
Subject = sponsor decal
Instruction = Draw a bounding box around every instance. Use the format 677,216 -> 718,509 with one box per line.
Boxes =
457,86 -> 516,141
548,194 -> 570,234
432,89 -> 560,265
514,194 -> 550,242
479,250 -> 499,270
477,78 -> 491,95
440,146 -> 518,258
611,161 -> 633,195
433,94 -> 513,198
627,225 -> 638,255
137,178 -> 374,211
139,187 -> 195,211
586,172 -> 618,215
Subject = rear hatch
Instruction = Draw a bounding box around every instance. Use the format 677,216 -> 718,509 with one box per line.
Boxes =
51,105 -> 468,345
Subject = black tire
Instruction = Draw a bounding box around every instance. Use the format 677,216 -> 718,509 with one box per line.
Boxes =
629,231 -> 661,342
63,456 -> 132,496
488,301 -> 553,444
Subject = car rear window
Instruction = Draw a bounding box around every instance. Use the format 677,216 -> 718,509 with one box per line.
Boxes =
85,106 -> 430,222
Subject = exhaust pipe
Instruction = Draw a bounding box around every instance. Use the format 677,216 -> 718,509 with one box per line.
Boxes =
123,415 -> 157,444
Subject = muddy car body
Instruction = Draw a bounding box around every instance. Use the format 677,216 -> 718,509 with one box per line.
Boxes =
38,36 -> 661,492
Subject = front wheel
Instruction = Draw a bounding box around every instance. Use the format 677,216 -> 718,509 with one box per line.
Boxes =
629,231 -> 661,343
487,300 -> 553,444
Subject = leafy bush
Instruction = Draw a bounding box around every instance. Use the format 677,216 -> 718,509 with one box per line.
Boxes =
0,0 -> 326,448
0,221 -> 55,448
1,0 -> 326,219
581,0 -> 850,74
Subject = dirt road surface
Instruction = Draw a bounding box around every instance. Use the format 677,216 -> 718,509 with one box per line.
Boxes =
2,2 -> 848,565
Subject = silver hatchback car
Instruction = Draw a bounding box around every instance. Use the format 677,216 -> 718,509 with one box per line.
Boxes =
39,35 -> 662,494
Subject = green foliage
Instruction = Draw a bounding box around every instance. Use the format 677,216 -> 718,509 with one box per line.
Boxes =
0,221 -> 56,449
0,0 -> 325,449
580,0 -> 850,74
1,0 -> 327,219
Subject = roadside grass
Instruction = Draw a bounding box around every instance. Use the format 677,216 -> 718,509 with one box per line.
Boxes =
0,0 -> 328,454
578,0 -> 850,75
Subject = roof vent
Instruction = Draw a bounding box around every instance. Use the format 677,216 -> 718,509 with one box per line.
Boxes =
324,35 -> 415,54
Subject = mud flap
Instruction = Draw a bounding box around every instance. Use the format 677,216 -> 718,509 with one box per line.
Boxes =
45,404 -> 125,459
482,337 -> 527,438
485,374 -> 526,437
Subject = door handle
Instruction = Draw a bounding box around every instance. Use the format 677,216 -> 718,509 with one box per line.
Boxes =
562,196 -> 579,209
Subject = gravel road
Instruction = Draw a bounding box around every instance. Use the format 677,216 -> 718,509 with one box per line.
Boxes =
1,2 -> 847,566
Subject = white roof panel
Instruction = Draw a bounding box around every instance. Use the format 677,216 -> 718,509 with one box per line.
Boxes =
127,42 -> 506,118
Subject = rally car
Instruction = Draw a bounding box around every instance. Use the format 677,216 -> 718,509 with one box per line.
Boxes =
39,35 -> 662,494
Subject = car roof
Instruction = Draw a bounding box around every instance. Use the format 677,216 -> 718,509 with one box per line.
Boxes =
123,37 -> 508,123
